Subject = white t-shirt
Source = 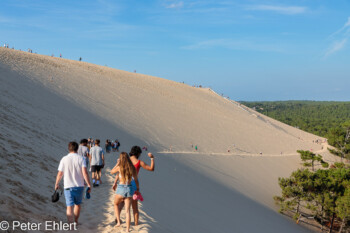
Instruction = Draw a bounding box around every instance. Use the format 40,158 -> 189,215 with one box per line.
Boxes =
58,152 -> 87,189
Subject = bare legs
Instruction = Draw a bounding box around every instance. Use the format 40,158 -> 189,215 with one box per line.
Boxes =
92,170 -> 101,185
124,197 -> 132,232
98,170 -> 102,184
66,205 -> 81,224
132,200 -> 139,226
92,172 -> 96,183
117,200 -> 139,226
114,195 -> 123,226
114,196 -> 133,232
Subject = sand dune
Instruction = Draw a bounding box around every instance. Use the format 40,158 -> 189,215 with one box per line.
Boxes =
0,47 -> 339,232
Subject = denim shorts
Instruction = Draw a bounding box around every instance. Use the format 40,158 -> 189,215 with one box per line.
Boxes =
116,184 -> 135,198
64,187 -> 84,206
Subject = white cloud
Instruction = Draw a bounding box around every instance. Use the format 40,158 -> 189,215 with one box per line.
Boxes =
344,17 -> 350,27
181,39 -> 284,52
324,17 -> 350,58
329,17 -> 350,38
247,5 -> 306,15
166,1 -> 184,9
324,38 -> 348,58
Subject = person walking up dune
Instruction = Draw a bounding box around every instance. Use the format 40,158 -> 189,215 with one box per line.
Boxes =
55,142 -> 91,224
112,152 -> 140,232
111,145 -> 155,226
90,139 -> 104,187
78,139 -> 90,168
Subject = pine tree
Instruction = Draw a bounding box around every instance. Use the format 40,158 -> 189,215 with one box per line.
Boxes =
328,121 -> 350,162
336,188 -> 350,233
298,150 -> 329,171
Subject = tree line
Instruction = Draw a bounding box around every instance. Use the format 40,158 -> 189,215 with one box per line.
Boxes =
240,101 -> 350,138
240,101 -> 350,160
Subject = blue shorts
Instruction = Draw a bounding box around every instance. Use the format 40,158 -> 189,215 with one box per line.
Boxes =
116,184 -> 135,198
131,179 -> 137,190
64,187 -> 84,206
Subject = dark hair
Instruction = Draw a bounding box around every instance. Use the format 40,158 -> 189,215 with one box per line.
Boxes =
68,141 -> 79,152
80,139 -> 88,144
95,139 -> 100,145
129,146 -> 142,159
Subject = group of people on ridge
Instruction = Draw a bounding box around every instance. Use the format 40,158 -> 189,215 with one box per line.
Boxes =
54,140 -> 155,232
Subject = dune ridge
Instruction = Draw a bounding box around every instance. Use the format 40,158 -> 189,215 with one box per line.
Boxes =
0,48 -> 339,232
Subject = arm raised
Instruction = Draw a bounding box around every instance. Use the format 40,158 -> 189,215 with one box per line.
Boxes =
140,153 -> 155,171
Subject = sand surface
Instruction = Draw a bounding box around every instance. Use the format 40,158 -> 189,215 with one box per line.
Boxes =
0,48 -> 340,232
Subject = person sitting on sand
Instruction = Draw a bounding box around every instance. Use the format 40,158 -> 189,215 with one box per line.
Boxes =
112,152 -> 140,232
111,146 -> 155,226
90,139 -> 105,187
55,142 -> 91,224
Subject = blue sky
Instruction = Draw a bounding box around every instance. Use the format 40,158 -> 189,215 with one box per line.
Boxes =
1,0 -> 350,101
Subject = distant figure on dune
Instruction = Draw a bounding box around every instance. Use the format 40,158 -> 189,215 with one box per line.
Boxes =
55,141 -> 91,224
195,145 -> 198,151
90,139 -> 105,187
60,53 -> 62,58
79,57 -> 82,61
111,146 -> 155,226
112,152 -> 140,232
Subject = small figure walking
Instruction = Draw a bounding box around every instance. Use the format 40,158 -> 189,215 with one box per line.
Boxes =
195,145 -> 198,151
79,57 -> 82,61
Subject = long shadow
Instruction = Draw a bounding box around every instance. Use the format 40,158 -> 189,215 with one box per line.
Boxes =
0,63 -> 147,232
138,154 -> 314,233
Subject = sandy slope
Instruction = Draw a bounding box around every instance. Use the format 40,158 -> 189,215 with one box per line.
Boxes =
0,48 -> 339,232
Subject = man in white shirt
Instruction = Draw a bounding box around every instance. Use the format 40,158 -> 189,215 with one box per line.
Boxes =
89,139 -> 105,187
55,142 -> 91,224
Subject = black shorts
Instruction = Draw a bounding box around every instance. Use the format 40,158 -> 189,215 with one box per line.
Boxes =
91,165 -> 103,172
